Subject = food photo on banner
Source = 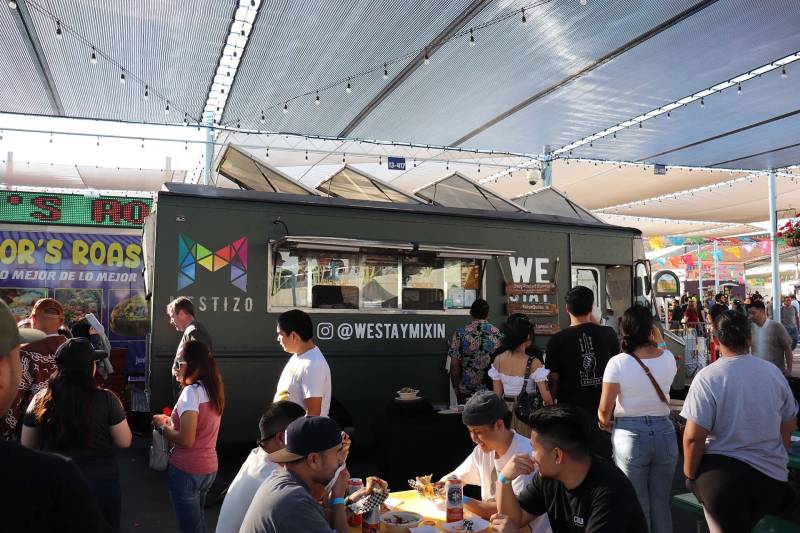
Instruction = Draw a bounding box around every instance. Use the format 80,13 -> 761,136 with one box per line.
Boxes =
0,230 -> 148,376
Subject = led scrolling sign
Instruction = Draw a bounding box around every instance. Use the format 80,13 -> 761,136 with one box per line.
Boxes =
0,191 -> 151,229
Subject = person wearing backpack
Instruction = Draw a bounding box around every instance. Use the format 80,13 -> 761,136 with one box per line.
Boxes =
597,305 -> 678,533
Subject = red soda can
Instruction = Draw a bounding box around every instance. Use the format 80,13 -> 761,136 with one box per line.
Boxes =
346,478 -> 363,527
361,505 -> 379,533
445,476 -> 464,523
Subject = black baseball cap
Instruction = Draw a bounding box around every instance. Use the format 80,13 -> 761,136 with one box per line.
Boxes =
462,390 -> 509,426
268,416 -> 342,463
55,337 -> 106,374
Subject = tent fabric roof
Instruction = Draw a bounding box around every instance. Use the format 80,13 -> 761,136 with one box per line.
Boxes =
2,0 -> 800,240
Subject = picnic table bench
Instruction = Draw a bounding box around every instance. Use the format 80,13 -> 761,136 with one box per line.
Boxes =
671,493 -> 797,532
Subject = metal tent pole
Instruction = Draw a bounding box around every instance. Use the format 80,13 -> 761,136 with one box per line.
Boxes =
769,170 -> 780,318
697,244 -> 703,298
204,111 -> 214,185
714,239 -> 719,294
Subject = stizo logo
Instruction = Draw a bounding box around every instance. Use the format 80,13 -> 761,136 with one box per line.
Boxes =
317,322 -> 445,341
508,256 -> 553,303
177,235 -> 247,292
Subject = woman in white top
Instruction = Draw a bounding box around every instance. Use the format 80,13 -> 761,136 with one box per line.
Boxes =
598,305 -> 678,533
489,314 -> 553,437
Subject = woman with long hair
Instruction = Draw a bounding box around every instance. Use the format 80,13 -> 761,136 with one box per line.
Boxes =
152,340 -> 224,533
21,337 -> 132,532
597,305 -> 678,533
681,310 -> 797,532
488,314 -> 553,436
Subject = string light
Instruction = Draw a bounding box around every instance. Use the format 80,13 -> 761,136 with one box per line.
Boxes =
737,83 -> 742,95
265,147 -> 269,158
383,63 -> 388,79
55,20 -> 62,39
346,80 -> 352,93
423,50 -> 429,64
469,28 -> 475,46
700,97 -> 705,108
342,153 -> 346,163
261,111 -> 265,123
143,85 -> 149,100
521,9 -> 526,23
315,91 -> 320,105
89,47 -> 97,64
782,66 -> 788,79
165,102 -> 170,115
305,150 -> 309,160
283,102 -> 288,114
119,69 -> 126,84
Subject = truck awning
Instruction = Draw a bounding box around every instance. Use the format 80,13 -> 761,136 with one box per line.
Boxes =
270,236 -> 514,258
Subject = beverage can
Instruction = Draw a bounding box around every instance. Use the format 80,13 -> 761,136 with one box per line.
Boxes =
445,476 -> 464,523
346,478 -> 363,527
361,505 -> 379,533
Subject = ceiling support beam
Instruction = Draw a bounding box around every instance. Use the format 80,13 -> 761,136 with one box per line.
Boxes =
705,141 -> 800,169
639,108 -> 800,164
10,0 -> 64,116
449,0 -> 719,147
337,0 -> 493,138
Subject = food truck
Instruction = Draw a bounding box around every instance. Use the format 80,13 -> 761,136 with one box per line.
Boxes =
144,181 -> 652,442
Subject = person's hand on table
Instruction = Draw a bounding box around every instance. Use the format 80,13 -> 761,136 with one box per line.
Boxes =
500,453 -> 536,482
490,513 -> 521,533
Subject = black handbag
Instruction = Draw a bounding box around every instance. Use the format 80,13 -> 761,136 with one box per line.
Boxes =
514,356 -> 544,423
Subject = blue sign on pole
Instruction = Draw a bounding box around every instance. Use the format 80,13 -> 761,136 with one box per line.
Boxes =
388,157 -> 406,170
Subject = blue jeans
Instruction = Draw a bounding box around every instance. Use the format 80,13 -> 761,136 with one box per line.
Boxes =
612,416 -> 678,533
167,464 -> 216,533
785,325 -> 798,351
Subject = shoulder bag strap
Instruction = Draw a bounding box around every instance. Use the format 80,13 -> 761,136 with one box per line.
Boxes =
628,353 -> 669,405
521,356 -> 534,386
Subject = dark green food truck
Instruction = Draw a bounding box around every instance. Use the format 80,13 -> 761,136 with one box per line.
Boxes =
143,181 -> 652,443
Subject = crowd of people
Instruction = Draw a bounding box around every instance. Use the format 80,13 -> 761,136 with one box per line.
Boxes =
2,282 -> 799,532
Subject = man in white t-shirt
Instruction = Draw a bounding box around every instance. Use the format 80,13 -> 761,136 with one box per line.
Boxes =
442,391 -> 551,533
215,401 -> 306,533
274,309 -> 332,416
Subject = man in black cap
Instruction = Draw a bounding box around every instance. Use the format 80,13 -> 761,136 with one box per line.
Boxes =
0,300 -> 108,532
441,391 -> 550,532
239,416 -> 350,533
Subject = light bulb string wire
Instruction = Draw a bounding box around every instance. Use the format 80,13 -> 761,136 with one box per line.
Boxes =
221,0 -> 555,127
22,0 -> 204,124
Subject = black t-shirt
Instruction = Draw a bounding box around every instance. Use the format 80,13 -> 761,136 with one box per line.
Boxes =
24,388 -> 126,480
545,323 -> 619,419
0,440 -> 108,532
518,457 -> 647,533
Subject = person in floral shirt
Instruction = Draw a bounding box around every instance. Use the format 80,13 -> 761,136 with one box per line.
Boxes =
448,299 -> 502,404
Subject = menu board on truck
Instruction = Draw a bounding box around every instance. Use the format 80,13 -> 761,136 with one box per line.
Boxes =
0,230 -> 148,374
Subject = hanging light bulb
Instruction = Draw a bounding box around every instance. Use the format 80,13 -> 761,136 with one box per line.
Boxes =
184,113 -> 189,126
469,28 -> 475,46
119,70 -> 126,84
261,111 -> 265,123
283,102 -> 288,113
666,110 -> 671,119
383,63 -> 388,79
521,8 -> 526,23
237,119 -> 240,129
165,102 -> 170,115
423,50 -> 429,64
613,132 -> 616,139
265,147 -> 269,158
346,80 -> 352,93
737,83 -> 742,95
185,142 -> 188,150
638,121 -> 642,129
56,20 -> 62,39
305,150 -> 309,160
90,47 -> 97,64
250,0 -> 255,5
143,85 -> 149,100
700,97 -> 705,108
343,153 -> 346,163
782,66 -> 787,79
315,91 -> 320,105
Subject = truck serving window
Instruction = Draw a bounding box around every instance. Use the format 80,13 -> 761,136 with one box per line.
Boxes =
269,244 -> 486,313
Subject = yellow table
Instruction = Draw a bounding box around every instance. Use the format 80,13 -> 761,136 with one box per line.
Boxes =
348,490 -> 480,532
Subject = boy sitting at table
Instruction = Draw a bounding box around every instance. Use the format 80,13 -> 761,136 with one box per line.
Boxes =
441,391 -> 551,533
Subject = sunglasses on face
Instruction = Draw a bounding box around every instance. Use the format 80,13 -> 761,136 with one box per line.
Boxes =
173,359 -> 187,371
257,432 -> 278,447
